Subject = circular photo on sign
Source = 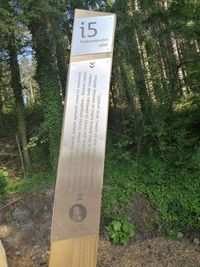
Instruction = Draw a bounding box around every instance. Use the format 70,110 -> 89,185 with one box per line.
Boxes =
69,204 -> 87,223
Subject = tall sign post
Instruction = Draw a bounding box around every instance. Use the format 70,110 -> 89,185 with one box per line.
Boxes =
49,9 -> 116,267
0,241 -> 8,267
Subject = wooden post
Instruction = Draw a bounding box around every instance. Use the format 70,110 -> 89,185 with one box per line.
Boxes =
49,9 -> 116,267
0,241 -> 8,267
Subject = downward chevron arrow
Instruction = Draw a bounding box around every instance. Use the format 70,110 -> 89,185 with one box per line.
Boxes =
89,62 -> 95,68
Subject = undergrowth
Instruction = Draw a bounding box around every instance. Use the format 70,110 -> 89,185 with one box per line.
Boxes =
5,171 -> 55,197
103,95 -> 200,234
103,148 -> 200,231
0,168 -> 8,200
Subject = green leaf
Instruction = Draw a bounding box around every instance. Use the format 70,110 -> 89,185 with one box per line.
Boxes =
113,221 -> 122,232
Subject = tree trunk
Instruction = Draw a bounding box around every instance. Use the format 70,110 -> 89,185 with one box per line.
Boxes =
129,31 -> 152,119
0,88 -> 3,128
9,32 -> 31,172
55,44 -> 68,98
119,60 -> 135,111
30,20 -> 63,170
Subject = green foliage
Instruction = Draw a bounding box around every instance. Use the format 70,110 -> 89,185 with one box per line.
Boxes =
193,147 -> 200,169
29,140 -> 50,171
165,229 -> 180,241
136,155 -> 200,228
102,158 -> 136,218
113,137 -> 134,163
0,168 -> 8,200
107,217 -> 135,245
0,110 -> 17,138
7,171 -> 55,196
34,46 -> 63,170
103,132 -> 200,231
24,104 -> 50,170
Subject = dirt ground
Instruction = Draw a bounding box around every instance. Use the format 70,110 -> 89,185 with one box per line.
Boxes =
0,188 -> 200,267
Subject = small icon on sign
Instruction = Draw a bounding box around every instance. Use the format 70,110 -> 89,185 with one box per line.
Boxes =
89,62 -> 95,68
76,193 -> 83,202
69,204 -> 87,223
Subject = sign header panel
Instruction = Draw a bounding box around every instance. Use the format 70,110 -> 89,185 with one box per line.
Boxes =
71,15 -> 115,56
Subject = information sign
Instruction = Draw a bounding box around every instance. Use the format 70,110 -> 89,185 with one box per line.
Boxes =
49,9 -> 116,267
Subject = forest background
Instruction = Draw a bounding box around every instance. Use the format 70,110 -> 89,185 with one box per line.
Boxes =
0,0 -> 200,240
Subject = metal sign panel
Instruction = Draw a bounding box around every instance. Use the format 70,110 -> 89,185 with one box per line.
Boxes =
51,58 -> 112,241
71,15 -> 115,56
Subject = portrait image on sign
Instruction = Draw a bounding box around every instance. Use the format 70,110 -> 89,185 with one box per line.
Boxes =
69,204 -> 87,223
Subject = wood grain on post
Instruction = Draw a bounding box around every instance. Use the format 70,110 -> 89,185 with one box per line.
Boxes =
0,241 -> 8,267
49,235 -> 98,267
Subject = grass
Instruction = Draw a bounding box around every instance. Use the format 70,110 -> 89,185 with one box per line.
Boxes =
6,171 -> 56,197
103,152 -> 200,230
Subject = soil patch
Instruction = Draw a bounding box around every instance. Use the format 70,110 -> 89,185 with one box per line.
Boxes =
0,189 -> 200,267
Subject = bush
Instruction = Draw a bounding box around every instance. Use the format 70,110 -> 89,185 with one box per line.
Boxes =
0,168 -> 8,200
102,159 -> 136,218
103,149 -> 200,233
107,217 -> 135,245
136,154 -> 200,228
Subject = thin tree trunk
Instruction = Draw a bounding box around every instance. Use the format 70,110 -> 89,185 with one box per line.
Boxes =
0,88 -> 3,127
129,31 -> 152,118
119,60 -> 135,111
127,0 -> 152,118
55,44 -> 68,98
9,32 -> 31,172
172,34 -> 190,95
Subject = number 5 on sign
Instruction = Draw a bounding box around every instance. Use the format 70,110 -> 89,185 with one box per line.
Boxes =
80,22 -> 97,38
71,15 -> 115,56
